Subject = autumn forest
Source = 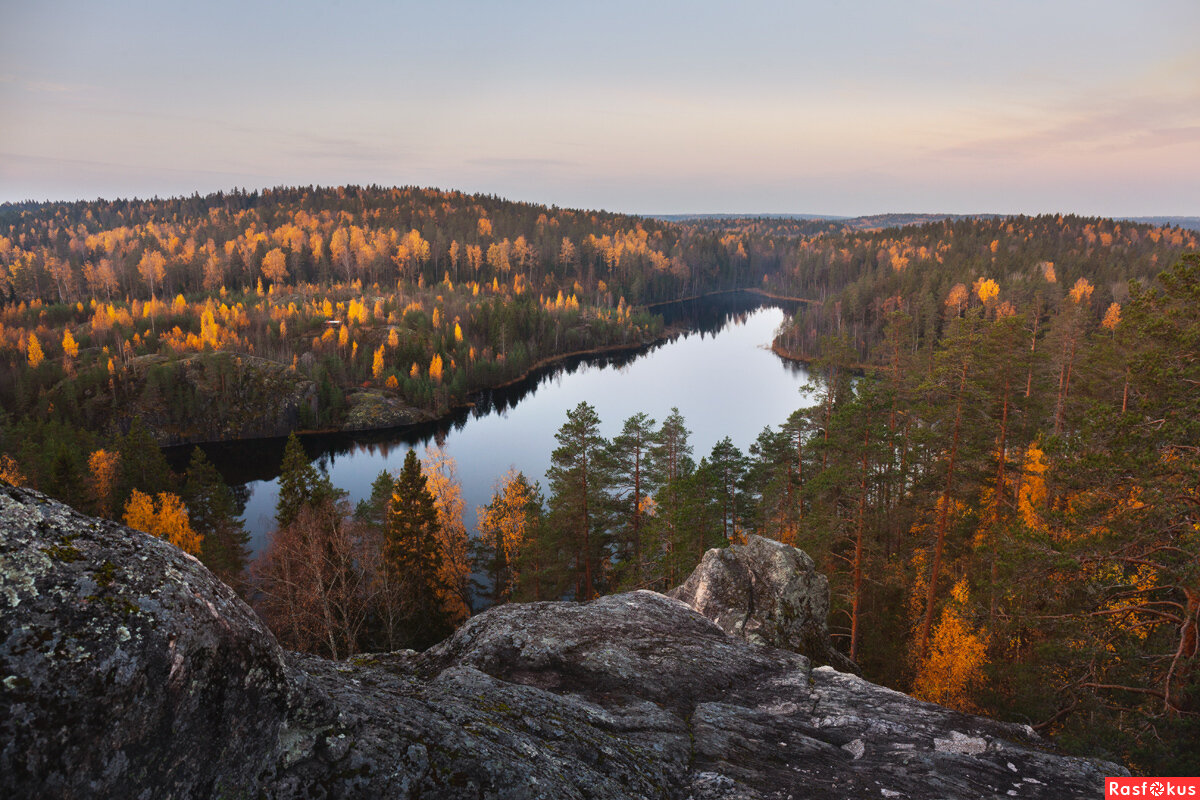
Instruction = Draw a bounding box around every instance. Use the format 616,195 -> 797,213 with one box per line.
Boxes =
2,186 -> 1198,773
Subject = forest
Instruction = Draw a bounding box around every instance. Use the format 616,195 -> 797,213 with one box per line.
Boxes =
244,241 -> 1199,773
1,186 -> 1197,774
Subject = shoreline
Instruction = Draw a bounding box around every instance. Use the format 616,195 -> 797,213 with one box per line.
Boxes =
165,327 -> 682,451
166,290 -> 815,450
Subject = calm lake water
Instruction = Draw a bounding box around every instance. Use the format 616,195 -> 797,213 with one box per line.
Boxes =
178,293 -> 816,555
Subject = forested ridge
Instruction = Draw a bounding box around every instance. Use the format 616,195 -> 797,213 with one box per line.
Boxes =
2,186 -> 1198,774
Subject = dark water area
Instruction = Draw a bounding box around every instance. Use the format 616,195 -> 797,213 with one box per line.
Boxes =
167,291 -> 814,556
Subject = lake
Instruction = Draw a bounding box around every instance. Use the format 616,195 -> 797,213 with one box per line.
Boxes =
179,292 -> 817,556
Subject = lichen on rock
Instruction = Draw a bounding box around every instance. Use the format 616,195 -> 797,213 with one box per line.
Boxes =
669,534 -> 860,673
1,483 -> 1124,798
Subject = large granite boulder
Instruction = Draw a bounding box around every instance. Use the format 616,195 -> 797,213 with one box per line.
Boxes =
1,483 -> 1123,798
0,482 -> 290,797
669,534 -> 859,673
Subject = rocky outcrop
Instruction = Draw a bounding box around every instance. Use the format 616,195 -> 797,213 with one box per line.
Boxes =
669,534 -> 859,673
1,484 -> 1123,799
0,482 -> 290,797
105,352 -> 317,445
341,390 -> 435,432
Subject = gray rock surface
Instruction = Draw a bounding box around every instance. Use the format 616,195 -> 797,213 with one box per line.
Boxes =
1,484 -> 1123,798
341,389 -> 435,432
669,534 -> 860,673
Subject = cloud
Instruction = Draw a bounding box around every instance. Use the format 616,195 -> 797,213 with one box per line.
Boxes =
285,134 -> 404,165
23,80 -> 87,94
931,86 -> 1200,164
465,157 -> 577,170
0,151 -> 281,189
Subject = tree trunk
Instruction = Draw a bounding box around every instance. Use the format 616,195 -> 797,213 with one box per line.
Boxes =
918,357 -> 968,658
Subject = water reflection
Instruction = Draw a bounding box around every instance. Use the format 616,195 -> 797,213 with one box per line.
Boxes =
165,291 -> 813,552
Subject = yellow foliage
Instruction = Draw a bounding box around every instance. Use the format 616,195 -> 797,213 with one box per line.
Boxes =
1018,444 -> 1048,532
372,345 -> 386,379
123,490 -> 203,556
1068,277 -> 1094,305
385,374 -> 399,389
973,277 -> 999,306
421,447 -> 470,625
1100,564 -> 1158,642
429,353 -> 444,382
454,322 -> 463,343
26,333 -> 44,368
61,329 -> 78,358
911,579 -> 989,712
479,468 -> 533,572
347,298 -> 368,325
123,489 -> 156,534
88,449 -> 121,516
261,248 -> 288,284
387,328 -> 399,348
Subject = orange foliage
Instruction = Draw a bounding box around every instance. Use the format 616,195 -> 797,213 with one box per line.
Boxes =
123,490 -> 203,556
1101,302 -> 1121,331
87,449 -> 121,518
0,454 -> 26,486
911,579 -> 989,712
61,328 -> 79,359
26,333 -> 44,368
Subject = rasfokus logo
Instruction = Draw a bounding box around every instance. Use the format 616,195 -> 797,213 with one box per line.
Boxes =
1106,778 -> 1200,797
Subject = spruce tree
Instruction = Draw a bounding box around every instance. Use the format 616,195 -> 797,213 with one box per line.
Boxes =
384,449 -> 450,648
274,432 -> 336,529
184,447 -> 250,590
608,412 -> 658,587
117,417 -> 174,507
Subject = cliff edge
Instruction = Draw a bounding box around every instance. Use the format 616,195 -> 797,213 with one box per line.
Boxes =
0,483 -> 1122,798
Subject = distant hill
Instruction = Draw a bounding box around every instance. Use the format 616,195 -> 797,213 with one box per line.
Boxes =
653,213 -> 848,222
1122,216 -> 1200,232
657,212 -> 1000,232
662,212 -> 1200,234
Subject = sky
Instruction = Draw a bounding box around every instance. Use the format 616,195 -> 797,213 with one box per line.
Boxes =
2,0 -> 1198,216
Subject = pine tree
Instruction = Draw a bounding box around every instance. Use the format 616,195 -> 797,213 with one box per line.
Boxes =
644,407 -> 694,586
608,412 -> 658,586
708,437 -> 747,543
547,402 -> 610,600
